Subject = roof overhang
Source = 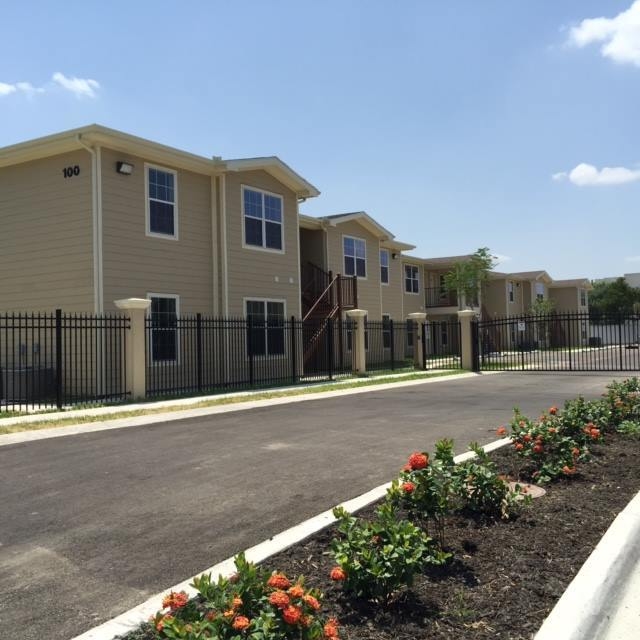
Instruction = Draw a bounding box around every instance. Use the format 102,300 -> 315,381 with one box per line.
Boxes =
323,212 -> 395,240
549,279 -> 593,290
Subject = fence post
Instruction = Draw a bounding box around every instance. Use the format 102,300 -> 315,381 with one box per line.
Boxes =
346,309 -> 367,374
196,313 -> 203,392
390,319 -> 395,370
327,317 -> 334,380
457,309 -> 476,371
471,320 -> 480,372
55,309 -> 63,409
619,318 -> 624,370
290,316 -> 297,384
247,315 -> 254,387
407,312 -> 427,370
114,298 -> 151,400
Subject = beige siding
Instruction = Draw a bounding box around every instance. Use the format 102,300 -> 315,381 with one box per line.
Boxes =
401,259 -> 425,317
549,287 -> 580,312
325,221 -> 382,320
483,280 -> 507,317
380,248 -> 403,320
100,147 -> 214,314
224,170 -> 301,318
0,150 -> 94,312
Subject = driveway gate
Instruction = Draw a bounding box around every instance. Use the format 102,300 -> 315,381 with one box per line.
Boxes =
474,312 -> 640,372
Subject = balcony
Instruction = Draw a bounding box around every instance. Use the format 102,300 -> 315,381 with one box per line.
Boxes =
424,287 -> 479,309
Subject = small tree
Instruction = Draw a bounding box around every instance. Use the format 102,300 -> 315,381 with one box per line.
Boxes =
443,247 -> 496,309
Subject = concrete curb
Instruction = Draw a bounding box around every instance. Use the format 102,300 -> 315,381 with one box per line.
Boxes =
0,372 -> 481,448
535,489 -> 640,640
69,438 -> 509,640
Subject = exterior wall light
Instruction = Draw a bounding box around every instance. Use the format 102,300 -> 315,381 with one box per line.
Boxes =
116,161 -> 134,175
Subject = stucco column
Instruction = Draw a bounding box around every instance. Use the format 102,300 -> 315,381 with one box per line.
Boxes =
346,309 -> 367,374
408,312 -> 427,369
457,309 -> 477,371
114,298 -> 151,399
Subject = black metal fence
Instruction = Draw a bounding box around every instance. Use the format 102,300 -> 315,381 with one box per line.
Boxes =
145,315 -> 361,398
0,310 -> 129,411
475,312 -> 640,372
421,318 -> 463,370
363,320 -> 413,372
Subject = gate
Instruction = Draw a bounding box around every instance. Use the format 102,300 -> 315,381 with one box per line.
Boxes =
475,312 -> 640,372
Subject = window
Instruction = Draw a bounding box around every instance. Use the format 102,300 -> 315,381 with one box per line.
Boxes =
441,321 -> 449,347
535,282 -> 545,302
243,187 -> 283,251
508,281 -> 515,303
580,289 -> 587,306
149,295 -> 179,362
147,166 -> 177,238
245,300 -> 285,356
380,249 -> 389,284
405,265 -> 419,294
382,314 -> 391,349
343,236 -> 366,278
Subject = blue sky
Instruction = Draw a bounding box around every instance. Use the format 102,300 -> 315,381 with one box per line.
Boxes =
1,1 -> 639,279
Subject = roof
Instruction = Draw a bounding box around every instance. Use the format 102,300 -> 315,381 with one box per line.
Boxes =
0,124 -> 320,198
550,278 -> 593,290
506,270 -> 553,283
303,211 -> 416,250
419,254 -> 474,266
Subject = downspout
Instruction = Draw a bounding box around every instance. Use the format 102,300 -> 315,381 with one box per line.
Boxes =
76,135 -> 103,313
220,174 -> 229,316
295,197 -> 303,318
210,176 -> 219,316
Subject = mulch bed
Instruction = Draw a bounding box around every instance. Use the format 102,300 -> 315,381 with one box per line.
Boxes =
121,433 -> 639,640
262,433 -> 640,639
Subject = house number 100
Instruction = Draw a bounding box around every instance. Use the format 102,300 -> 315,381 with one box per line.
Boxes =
62,165 -> 80,178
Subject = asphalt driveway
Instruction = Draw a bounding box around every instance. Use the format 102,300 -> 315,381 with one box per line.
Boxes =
0,372 -> 621,639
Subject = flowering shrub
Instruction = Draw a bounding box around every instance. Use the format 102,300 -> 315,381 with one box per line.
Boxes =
390,439 -> 463,547
457,443 -> 529,518
508,409 -> 580,483
559,396 -> 610,444
151,553 -> 337,639
330,502 -> 448,605
604,378 -> 640,426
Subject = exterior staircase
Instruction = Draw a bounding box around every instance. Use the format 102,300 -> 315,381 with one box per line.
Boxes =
300,262 -> 358,371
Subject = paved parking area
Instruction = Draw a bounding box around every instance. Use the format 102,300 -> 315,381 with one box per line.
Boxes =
0,371 -> 622,640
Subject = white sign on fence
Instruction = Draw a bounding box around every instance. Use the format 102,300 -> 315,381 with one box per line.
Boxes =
517,322 -> 526,332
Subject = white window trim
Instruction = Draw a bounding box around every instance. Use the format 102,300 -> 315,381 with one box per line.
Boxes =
145,163 -> 179,241
404,264 -> 420,295
241,184 -> 285,254
147,292 -> 180,365
342,234 -> 367,280
380,249 -> 390,285
243,297 -> 288,359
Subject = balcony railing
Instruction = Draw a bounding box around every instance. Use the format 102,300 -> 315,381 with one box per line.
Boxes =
425,287 -> 458,308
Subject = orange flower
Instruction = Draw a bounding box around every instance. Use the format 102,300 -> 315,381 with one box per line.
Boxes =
324,617 -> 340,639
231,596 -> 243,610
282,605 -> 302,625
408,452 -> 428,470
330,566 -> 346,581
548,427 -> 557,434
162,591 -> 189,611
300,614 -> 313,627
269,590 -> 290,609
515,443 -> 524,451
155,614 -> 173,632
303,594 -> 321,610
232,615 -> 250,631
549,406 -> 558,415
496,426 -> 507,436
590,428 -> 601,439
223,609 -> 235,618
562,465 -> 576,475
267,573 -> 291,590
572,447 -> 580,458
533,443 -> 544,454
288,584 -> 304,599
523,434 -> 532,443
402,481 -> 416,494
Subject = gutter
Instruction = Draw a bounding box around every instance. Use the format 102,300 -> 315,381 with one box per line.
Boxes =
76,135 -> 104,313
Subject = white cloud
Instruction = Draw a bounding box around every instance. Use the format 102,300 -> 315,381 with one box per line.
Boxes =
568,1 -> 640,66
0,81 -> 44,97
552,163 -> 640,186
52,72 -> 100,98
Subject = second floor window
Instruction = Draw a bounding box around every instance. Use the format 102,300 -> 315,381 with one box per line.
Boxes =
580,289 -> 587,306
147,167 -> 177,238
535,282 -> 545,302
344,236 -> 366,278
243,187 -> 283,251
380,249 -> 389,284
508,281 -> 515,303
405,265 -> 419,294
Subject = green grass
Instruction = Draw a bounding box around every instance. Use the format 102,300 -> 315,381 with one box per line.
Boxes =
0,369 -> 467,436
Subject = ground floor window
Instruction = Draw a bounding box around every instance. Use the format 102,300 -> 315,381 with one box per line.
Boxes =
407,320 -> 414,347
441,321 -> 449,347
149,294 -> 179,363
382,314 -> 391,349
245,299 -> 285,356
